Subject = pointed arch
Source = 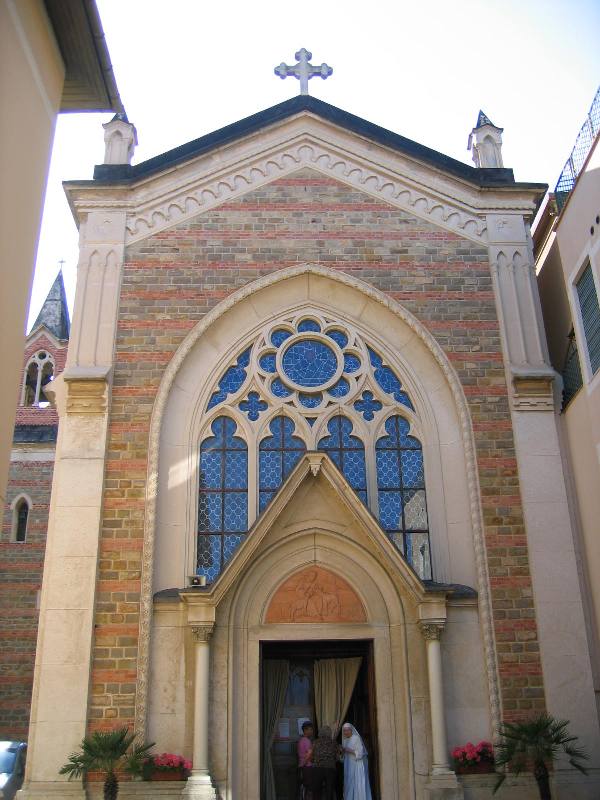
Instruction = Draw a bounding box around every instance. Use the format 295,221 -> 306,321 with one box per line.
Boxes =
136,263 -> 499,739
10,493 -> 32,542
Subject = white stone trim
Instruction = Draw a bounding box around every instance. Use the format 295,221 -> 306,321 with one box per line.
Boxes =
135,264 -> 501,742
65,116 -> 541,250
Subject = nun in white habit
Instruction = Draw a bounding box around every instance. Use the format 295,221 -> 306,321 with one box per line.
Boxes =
342,723 -> 372,800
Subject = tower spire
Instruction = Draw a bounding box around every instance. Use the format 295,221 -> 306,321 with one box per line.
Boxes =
29,268 -> 70,340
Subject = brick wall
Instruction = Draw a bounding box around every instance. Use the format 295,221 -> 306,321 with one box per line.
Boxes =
90,167 -> 545,729
0,453 -> 54,738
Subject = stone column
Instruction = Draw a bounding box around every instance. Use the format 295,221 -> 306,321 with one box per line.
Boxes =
420,622 -> 452,774
183,624 -> 217,799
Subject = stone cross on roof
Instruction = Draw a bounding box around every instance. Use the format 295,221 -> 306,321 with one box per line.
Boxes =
274,48 -> 333,95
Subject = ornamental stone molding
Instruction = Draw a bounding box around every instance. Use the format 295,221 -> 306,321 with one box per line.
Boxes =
191,624 -> 214,643
65,116 -> 542,252
134,264 -> 502,740
419,622 -> 445,641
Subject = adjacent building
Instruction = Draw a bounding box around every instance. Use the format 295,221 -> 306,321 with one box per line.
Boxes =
535,85 -> 600,724
0,0 -> 122,513
0,273 -> 69,739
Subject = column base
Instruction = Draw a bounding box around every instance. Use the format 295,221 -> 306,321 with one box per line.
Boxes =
425,770 -> 464,800
181,771 -> 217,799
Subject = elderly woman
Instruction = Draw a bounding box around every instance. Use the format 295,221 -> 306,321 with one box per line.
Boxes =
309,725 -> 338,800
342,723 -> 372,800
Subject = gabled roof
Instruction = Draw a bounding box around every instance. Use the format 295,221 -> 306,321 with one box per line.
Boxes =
92,95 -> 540,191
29,271 -> 70,341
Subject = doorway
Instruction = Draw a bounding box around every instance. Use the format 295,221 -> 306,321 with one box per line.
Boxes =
261,639 -> 379,800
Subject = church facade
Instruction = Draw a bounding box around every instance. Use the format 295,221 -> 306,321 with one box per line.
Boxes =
20,96 -> 600,799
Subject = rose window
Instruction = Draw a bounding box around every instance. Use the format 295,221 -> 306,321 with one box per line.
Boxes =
198,312 -> 431,583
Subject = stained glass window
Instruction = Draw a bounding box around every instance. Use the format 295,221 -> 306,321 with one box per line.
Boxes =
199,314 -> 434,581
207,347 -> 251,410
282,339 -> 338,387
259,417 -> 306,511
198,417 -> 248,582
317,416 -> 367,504
376,415 -> 431,579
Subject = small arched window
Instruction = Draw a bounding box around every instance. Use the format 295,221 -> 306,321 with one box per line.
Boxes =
198,417 -> 248,582
13,497 -> 30,543
22,351 -> 55,407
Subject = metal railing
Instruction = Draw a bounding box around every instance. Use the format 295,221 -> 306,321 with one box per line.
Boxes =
554,86 -> 600,212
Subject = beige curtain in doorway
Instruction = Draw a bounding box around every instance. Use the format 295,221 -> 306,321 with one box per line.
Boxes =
262,659 -> 289,800
314,657 -> 362,738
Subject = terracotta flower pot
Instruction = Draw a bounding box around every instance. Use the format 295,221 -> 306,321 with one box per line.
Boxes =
148,768 -> 187,781
455,761 -> 495,775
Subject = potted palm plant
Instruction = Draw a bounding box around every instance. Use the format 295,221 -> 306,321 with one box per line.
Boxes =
60,727 -> 154,800
493,714 -> 588,799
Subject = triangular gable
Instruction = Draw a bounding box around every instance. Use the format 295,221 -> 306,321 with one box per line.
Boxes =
185,452 -> 436,608
65,100 -> 546,248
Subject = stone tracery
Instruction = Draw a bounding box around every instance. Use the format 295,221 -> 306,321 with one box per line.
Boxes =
197,311 -> 432,582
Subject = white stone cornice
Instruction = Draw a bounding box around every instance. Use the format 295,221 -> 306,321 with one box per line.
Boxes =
65,116 -> 542,248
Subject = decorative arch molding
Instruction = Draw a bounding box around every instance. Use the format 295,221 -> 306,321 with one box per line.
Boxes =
123,136 -> 492,245
136,263 -> 500,737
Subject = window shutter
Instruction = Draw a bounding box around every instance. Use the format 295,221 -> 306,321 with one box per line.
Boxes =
576,262 -> 600,375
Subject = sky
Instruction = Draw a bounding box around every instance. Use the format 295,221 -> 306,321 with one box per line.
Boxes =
29,0 -> 600,328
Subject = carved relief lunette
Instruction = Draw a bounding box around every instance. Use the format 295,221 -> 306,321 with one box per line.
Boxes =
265,566 -> 366,623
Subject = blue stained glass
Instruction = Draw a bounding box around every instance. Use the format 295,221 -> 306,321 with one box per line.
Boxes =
401,450 -> 424,487
299,392 -> 322,408
259,491 -> 275,512
375,413 -> 431,578
283,449 -> 304,476
317,416 -> 367,498
282,339 -> 338,387
207,346 -> 251,409
343,354 -> 361,373
271,377 -> 292,397
224,534 -> 244,564
367,346 -> 414,409
196,534 -> 221,582
259,353 -> 277,373
224,450 -> 247,488
198,493 -> 222,532
224,493 -> 247,531
198,416 -> 248,581
376,450 -> 401,488
239,391 -> 267,421
327,330 -> 348,348
354,390 -> 383,421
259,451 -> 282,488
297,319 -> 321,332
271,329 -> 292,347
379,491 -> 403,530
306,417 -> 316,426
329,378 -> 349,397
199,450 -> 221,489
259,416 -> 306,513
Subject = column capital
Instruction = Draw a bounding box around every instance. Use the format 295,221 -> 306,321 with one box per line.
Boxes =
191,624 -> 214,643
419,621 -> 444,641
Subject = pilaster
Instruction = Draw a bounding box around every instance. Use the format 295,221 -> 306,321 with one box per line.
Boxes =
20,209 -> 126,796
488,214 -> 600,769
